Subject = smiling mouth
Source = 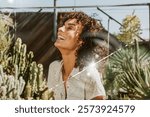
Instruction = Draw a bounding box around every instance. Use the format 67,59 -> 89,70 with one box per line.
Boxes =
58,36 -> 65,40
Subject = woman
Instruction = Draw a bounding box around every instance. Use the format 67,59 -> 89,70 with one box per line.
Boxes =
47,12 -> 108,100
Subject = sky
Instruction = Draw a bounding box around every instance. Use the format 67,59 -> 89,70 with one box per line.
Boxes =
0,0 -> 150,39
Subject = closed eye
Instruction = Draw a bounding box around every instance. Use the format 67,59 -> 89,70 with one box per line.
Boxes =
66,26 -> 74,30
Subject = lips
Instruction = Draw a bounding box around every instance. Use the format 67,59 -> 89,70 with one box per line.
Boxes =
58,35 -> 65,40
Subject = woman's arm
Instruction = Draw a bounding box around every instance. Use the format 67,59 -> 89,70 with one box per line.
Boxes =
91,96 -> 105,100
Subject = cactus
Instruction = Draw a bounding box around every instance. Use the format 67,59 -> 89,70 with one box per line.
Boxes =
0,65 -> 25,99
0,37 -> 54,100
0,14 -> 12,53
0,14 -> 53,100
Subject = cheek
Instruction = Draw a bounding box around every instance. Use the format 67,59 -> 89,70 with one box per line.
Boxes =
69,34 -> 80,45
66,37 -> 81,50
69,34 -> 81,45
67,31 -> 77,39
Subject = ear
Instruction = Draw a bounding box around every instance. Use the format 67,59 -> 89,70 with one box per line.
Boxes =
78,39 -> 84,46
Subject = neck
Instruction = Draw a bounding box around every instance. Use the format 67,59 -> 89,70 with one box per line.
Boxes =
62,52 -> 76,77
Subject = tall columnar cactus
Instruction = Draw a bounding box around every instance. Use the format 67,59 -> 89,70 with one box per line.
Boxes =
12,38 -> 26,76
0,37 -> 54,100
0,65 -> 26,99
0,14 -> 53,100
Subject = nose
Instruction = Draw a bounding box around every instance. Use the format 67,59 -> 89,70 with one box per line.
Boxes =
58,25 -> 65,32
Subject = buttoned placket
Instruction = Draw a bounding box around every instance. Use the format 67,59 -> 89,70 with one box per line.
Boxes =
66,67 -> 81,99
59,61 -> 71,99
59,70 -> 66,100
59,61 -> 81,99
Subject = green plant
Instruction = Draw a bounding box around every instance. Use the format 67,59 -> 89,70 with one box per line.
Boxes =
0,14 -> 12,52
0,14 -> 54,100
104,41 -> 150,99
0,65 -> 25,99
117,14 -> 142,44
0,38 -> 54,100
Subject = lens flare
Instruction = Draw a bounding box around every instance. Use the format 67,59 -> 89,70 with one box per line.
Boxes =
88,62 -> 96,69
87,61 -> 96,73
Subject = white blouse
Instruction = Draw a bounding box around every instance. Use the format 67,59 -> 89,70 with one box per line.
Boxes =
47,60 -> 106,100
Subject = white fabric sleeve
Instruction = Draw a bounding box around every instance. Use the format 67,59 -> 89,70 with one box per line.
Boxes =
47,61 -> 59,90
85,67 -> 106,100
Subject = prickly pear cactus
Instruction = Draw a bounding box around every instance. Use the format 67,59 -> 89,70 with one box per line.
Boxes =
0,14 -> 54,100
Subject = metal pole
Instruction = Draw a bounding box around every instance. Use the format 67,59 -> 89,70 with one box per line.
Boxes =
53,0 -> 57,41
148,4 -> 150,46
0,3 -> 149,9
107,18 -> 110,77
14,9 -> 17,40
107,18 -> 110,54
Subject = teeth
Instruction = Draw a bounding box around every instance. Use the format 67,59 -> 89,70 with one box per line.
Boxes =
58,36 -> 64,40
60,37 -> 64,40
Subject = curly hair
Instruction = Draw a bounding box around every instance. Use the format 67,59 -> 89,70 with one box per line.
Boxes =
57,12 -> 108,73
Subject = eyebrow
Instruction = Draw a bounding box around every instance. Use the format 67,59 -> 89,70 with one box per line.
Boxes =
66,22 -> 76,26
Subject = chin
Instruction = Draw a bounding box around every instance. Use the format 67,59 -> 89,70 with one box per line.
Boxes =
54,42 -> 63,50
54,41 -> 59,47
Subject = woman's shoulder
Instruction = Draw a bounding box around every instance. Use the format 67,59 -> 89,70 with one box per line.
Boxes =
82,67 -> 102,82
49,60 -> 62,68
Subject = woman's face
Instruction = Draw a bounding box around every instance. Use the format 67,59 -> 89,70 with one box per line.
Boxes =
54,18 -> 83,53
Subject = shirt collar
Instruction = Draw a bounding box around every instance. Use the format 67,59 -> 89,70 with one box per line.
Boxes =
60,60 -> 80,78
